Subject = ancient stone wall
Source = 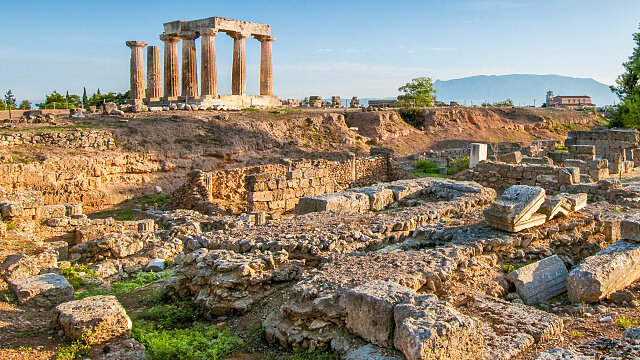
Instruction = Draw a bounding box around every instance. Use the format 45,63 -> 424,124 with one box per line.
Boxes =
246,169 -> 337,212
565,129 -> 640,162
171,156 -> 394,214
0,130 -> 116,150
466,161 -> 580,192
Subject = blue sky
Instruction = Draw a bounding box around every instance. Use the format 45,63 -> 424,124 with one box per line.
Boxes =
1,0 -> 639,102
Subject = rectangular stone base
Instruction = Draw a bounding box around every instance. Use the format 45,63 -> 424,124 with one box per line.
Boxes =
149,95 -> 281,108
486,212 -> 546,232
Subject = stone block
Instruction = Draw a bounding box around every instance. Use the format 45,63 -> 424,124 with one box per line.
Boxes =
507,255 -> 568,304
295,192 -> 369,214
75,227 -> 106,244
49,241 -> 69,260
470,143 -> 488,168
537,196 -> 571,220
621,216 -> 640,242
248,191 -> 273,202
145,258 -> 166,272
286,170 -> 303,180
557,193 -> 587,211
498,151 -> 522,164
64,203 -> 83,217
10,273 -> 73,308
393,294 -> 484,360
53,295 -> 132,343
40,205 -> 67,220
603,218 -> 622,242
250,211 -> 266,225
137,219 -> 155,233
1,252 -> 57,282
1,202 -> 24,218
345,280 -> 415,347
568,240 -> 640,302
349,186 -> 395,211
484,185 -> 546,232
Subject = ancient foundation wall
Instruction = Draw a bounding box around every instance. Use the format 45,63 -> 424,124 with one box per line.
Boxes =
0,109 -> 70,120
468,161 -> 580,192
565,129 -> 640,162
171,156 -> 394,214
0,130 -> 115,150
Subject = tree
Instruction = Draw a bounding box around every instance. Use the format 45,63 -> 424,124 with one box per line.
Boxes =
611,23 -> 640,129
611,25 -> 640,100
82,87 -> 88,108
18,100 -> 31,110
398,77 -> 436,107
36,91 -> 80,109
4,90 -> 16,109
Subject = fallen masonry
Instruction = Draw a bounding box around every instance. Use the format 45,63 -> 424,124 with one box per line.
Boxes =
483,185 -> 546,232
506,255 -> 569,305
567,240 -> 640,303
9,273 -> 74,308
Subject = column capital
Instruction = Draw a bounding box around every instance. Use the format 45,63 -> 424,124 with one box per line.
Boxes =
227,31 -> 251,40
200,28 -> 219,37
254,35 -> 276,43
159,34 -> 180,43
126,41 -> 148,48
178,31 -> 200,40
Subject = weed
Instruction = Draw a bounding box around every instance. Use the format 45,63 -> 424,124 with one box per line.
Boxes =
569,330 -> 584,338
615,316 -> 639,330
56,330 -> 95,360
61,264 -> 99,289
110,270 -> 171,294
264,349 -> 339,360
555,144 -> 568,152
133,322 -> 243,360
447,156 -> 470,175
502,264 -> 516,274
142,302 -> 202,329
242,108 -> 260,112
5,221 -> 16,231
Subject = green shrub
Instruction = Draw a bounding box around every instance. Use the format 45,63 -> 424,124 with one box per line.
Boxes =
415,159 -> 439,173
502,264 -> 516,274
110,270 -> 171,294
555,144 -> 568,152
133,323 -> 243,360
398,107 -> 423,128
142,302 -> 202,329
446,156 -> 469,175
61,265 -> 99,289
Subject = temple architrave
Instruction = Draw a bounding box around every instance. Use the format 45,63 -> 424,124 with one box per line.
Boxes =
126,17 -> 279,108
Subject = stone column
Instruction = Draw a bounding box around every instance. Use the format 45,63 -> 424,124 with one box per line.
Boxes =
470,143 -> 488,168
200,29 -> 218,98
125,41 -> 148,103
160,34 -> 180,100
229,31 -> 250,96
255,35 -> 276,96
180,32 -> 199,99
146,46 -> 161,102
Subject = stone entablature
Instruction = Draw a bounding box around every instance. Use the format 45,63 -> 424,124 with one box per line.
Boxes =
163,17 -> 271,37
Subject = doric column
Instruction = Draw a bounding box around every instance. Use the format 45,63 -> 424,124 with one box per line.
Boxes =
180,31 -> 199,99
159,34 -> 180,100
255,35 -> 276,96
146,46 -> 161,101
125,41 -> 148,103
200,28 -> 218,98
228,31 -> 250,96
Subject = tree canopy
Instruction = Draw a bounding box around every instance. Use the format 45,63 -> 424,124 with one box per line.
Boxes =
18,100 -> 31,110
398,77 -> 437,107
611,23 -> 640,129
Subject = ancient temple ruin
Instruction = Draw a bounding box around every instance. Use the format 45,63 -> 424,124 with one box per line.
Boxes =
126,17 -> 280,108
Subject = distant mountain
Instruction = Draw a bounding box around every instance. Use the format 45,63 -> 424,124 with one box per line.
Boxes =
432,74 -> 618,107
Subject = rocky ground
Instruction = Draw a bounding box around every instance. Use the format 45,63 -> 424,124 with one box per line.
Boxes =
0,108 -> 634,360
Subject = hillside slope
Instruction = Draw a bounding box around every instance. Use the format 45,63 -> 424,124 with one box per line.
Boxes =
433,74 -> 617,106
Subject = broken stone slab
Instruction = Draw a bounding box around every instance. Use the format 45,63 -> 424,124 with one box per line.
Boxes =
506,255 -> 569,304
1,201 -> 24,218
557,193 -> 587,212
295,192 -> 369,215
10,273 -> 73,308
484,185 -> 546,232
621,216 -> 640,242
53,295 -> 132,343
345,280 -> 415,347
393,294 -> 484,360
1,252 -> 58,282
348,186 -> 395,211
486,212 -> 546,233
537,196 -> 571,220
567,240 -> 640,303
145,258 -> 166,272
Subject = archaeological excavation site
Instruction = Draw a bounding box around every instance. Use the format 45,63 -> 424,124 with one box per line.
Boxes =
4,10 -> 640,360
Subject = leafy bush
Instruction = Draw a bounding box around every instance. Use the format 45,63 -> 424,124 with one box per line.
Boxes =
133,323 -> 243,360
446,157 -> 469,175
502,264 -> 516,274
412,159 -> 446,178
555,144 -> 568,152
61,264 -> 99,289
74,270 -> 171,300
398,107 -> 423,128
142,302 -> 203,329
